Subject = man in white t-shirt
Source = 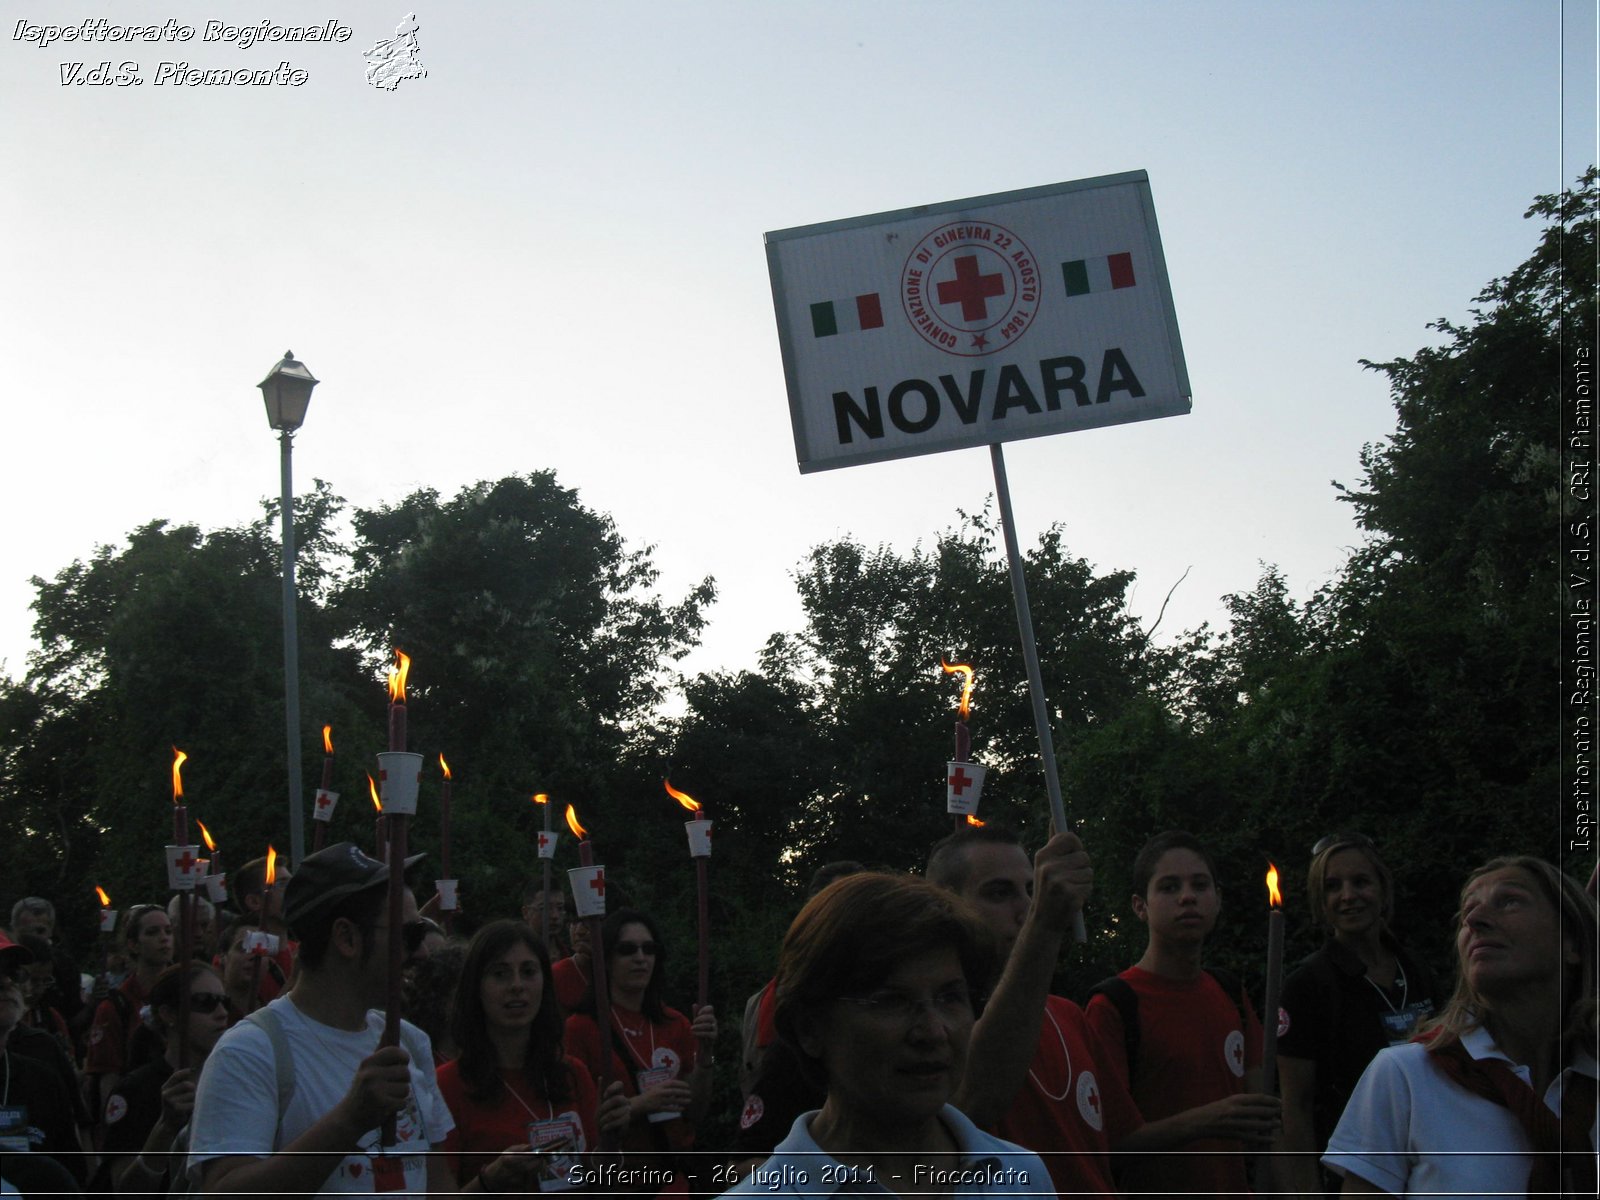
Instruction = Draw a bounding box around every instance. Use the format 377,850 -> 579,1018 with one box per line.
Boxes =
187,841 -> 458,1195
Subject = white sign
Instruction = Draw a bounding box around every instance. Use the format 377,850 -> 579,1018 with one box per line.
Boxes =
765,171 -> 1190,473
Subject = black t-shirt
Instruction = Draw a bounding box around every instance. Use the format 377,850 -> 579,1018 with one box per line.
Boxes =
7,1022 -> 91,1130
100,1054 -> 175,1158
0,1045 -> 85,1183
1278,937 -> 1439,1154
729,1038 -> 824,1158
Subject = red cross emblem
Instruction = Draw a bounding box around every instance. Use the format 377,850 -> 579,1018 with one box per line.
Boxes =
1087,1082 -> 1100,1115
948,766 -> 974,795
174,848 -> 198,873
588,871 -> 606,897
538,832 -> 551,850
316,790 -> 333,810
936,254 -> 1006,321
1229,1039 -> 1243,1069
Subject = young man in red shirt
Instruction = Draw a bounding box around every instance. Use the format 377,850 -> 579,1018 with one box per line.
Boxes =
1084,830 -> 1281,1197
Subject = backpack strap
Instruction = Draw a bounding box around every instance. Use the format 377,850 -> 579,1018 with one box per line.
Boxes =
241,1006 -> 295,1150
1088,976 -> 1140,1071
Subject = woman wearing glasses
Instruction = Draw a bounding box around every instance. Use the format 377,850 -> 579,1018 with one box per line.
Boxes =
100,961 -> 231,1194
564,909 -> 717,1190
723,872 -> 1052,1198
1323,856 -> 1597,1196
1277,833 -> 1441,1193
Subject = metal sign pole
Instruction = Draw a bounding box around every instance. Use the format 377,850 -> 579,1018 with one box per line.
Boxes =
990,442 -> 1088,942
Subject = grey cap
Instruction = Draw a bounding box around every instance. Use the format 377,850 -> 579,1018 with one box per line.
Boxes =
282,841 -> 425,934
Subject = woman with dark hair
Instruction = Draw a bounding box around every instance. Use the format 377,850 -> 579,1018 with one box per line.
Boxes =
723,872 -> 1052,1197
1325,856 -> 1598,1197
563,909 -> 717,1190
436,920 -> 626,1192
99,960 -> 230,1194
1277,832 -> 1441,1192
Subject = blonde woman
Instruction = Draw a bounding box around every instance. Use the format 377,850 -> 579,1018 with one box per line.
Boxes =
1324,856 -> 1597,1197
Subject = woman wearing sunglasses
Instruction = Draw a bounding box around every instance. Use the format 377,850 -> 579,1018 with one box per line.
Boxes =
1275,832 -> 1442,1193
100,961 -> 231,1194
564,909 -> 717,1192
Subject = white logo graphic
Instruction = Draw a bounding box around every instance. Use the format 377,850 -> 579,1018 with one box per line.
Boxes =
365,12 -> 427,91
1224,1029 -> 1246,1078
1075,1069 -> 1103,1131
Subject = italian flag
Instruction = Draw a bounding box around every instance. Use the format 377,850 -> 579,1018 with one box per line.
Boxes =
810,293 -> 885,337
1061,253 -> 1136,297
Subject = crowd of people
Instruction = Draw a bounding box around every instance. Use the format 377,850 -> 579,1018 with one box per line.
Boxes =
0,826 -> 1593,1197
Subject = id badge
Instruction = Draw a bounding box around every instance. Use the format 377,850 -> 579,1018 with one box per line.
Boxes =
1380,1001 -> 1433,1045
0,1104 -> 30,1153
636,1065 -> 679,1123
528,1111 -> 585,1192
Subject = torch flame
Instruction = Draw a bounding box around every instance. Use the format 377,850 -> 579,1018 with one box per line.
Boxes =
965,814 -> 986,828
565,804 -> 587,839
171,747 -> 188,801
439,753 -> 451,780
197,820 -> 217,853
95,886 -> 111,907
664,779 -> 701,814
940,658 -> 975,718
323,725 -> 333,754
1266,862 -> 1283,908
265,846 -> 278,886
367,772 -> 382,813
386,649 -> 411,703
532,792 -> 548,807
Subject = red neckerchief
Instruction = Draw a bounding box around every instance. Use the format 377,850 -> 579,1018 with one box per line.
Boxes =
1422,1031 -> 1597,1198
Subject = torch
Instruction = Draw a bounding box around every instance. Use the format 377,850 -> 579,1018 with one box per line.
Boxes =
198,821 -> 228,907
940,659 -> 986,832
368,773 -> 385,863
377,650 -> 421,1151
168,748 -> 199,1066
312,725 -> 338,854
533,794 -> 556,947
1261,862 -> 1286,1094
95,887 -> 115,977
247,846 -> 278,1013
565,805 -> 613,1103
665,780 -> 712,1012
437,754 -> 457,932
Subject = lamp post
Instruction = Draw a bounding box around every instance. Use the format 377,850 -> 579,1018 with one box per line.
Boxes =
258,350 -> 319,869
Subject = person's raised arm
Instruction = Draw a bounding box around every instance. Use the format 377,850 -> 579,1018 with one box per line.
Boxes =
954,831 -> 1091,1127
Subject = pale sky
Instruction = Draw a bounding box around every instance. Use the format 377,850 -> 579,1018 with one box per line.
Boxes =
3,1 -> 1593,690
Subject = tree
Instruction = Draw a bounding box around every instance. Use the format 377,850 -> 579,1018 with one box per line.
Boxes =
329,473 -> 716,902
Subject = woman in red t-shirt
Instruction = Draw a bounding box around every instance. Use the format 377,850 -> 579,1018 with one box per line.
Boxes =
563,909 -> 717,1194
437,920 -> 627,1192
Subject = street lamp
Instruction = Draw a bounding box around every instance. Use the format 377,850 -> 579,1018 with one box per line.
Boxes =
258,350 -> 319,869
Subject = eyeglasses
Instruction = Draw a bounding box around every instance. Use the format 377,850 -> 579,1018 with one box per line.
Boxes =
613,940 -> 658,957
188,992 -> 228,1013
1312,832 -> 1376,857
837,985 -> 973,1026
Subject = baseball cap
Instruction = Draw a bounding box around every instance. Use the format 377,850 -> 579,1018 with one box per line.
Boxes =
283,841 -> 425,934
0,931 -> 31,973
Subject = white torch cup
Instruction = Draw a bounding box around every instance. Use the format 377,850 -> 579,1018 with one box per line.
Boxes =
945,760 -> 987,816
376,752 -> 423,815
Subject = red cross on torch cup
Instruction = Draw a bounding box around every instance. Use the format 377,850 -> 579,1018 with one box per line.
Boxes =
565,805 -> 615,1112
666,780 -> 712,1011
